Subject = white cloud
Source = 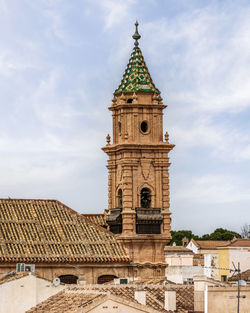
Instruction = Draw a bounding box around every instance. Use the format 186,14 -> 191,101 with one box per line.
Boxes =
144,7 -> 250,114
92,0 -> 136,29
175,174 -> 250,205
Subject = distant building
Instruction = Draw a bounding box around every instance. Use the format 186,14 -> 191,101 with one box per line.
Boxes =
187,239 -> 230,280
217,238 -> 250,281
164,245 -> 203,284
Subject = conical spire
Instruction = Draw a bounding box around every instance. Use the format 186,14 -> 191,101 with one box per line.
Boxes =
114,22 -> 160,95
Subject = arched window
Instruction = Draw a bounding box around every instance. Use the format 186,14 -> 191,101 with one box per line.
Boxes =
127,98 -> 133,103
141,188 -> 151,208
118,122 -> 121,134
97,275 -> 118,284
59,275 -> 78,284
117,189 -> 123,209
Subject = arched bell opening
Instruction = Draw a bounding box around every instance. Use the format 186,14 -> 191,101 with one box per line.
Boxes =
117,189 -> 123,209
141,188 -> 151,208
136,187 -> 162,234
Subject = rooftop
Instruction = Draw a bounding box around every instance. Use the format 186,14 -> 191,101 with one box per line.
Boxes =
225,238 -> 250,247
0,199 -> 129,264
26,284 -> 194,313
191,239 -> 230,250
229,269 -> 250,282
0,271 -> 29,285
82,213 -> 108,228
164,246 -> 193,254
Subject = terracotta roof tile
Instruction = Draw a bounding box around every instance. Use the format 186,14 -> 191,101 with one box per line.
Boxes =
73,284 -> 193,313
27,288 -> 180,313
229,269 -> 250,281
82,213 -> 108,228
0,271 -> 29,285
27,284 -> 193,313
164,246 -> 193,253
225,238 -> 250,247
129,277 -> 175,285
0,199 -> 129,263
26,290 -> 106,313
192,240 -> 230,249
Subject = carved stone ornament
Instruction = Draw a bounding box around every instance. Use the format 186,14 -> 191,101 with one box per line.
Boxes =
140,159 -> 152,180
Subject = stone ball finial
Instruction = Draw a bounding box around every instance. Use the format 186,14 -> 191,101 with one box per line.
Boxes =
112,96 -> 117,105
165,131 -> 169,143
106,134 -> 111,145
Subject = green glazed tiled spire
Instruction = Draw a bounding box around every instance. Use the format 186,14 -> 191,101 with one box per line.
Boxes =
114,22 -> 160,95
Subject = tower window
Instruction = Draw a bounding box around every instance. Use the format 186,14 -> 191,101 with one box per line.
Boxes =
127,98 -> 133,103
141,188 -> 151,208
118,122 -> 121,134
140,121 -> 148,133
117,189 -> 123,209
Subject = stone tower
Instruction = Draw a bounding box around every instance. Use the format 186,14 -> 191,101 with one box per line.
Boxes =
102,22 -> 174,266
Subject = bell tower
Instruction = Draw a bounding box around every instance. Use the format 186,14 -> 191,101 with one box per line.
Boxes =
102,22 -> 174,265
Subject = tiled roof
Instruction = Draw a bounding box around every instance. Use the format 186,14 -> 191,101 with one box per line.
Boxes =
226,238 -> 250,247
82,213 -> 108,228
129,277 -> 175,285
192,240 -> 230,250
164,246 -> 193,253
73,284 -> 193,313
0,199 -> 129,263
0,271 -> 29,285
26,290 -> 106,313
27,284 -> 193,313
27,288 -> 172,313
114,47 -> 160,95
229,269 -> 250,281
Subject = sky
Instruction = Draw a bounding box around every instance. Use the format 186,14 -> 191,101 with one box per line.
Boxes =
0,0 -> 250,235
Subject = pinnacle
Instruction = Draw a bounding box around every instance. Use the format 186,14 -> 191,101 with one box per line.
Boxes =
114,46 -> 160,95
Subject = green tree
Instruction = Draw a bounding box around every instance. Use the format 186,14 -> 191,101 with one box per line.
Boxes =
168,228 -> 241,246
204,228 -> 241,241
169,230 -> 198,246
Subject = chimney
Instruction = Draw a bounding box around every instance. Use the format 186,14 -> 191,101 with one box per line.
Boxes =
134,284 -> 146,305
182,237 -> 189,247
165,289 -> 176,311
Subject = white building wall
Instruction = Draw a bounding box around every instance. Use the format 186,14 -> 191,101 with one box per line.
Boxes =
186,241 -> 199,254
165,265 -> 203,284
0,274 -> 65,313
229,247 -> 250,274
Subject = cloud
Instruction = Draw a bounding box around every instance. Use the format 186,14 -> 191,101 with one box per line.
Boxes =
144,6 -> 250,114
175,174 -> 250,204
92,0 -> 136,29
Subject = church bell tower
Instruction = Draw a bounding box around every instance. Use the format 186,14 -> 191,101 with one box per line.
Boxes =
102,22 -> 174,265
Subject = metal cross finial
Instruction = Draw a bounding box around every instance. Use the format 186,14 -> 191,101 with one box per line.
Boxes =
132,21 -> 141,48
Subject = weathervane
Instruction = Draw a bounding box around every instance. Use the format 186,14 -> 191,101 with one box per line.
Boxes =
132,21 -> 141,48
